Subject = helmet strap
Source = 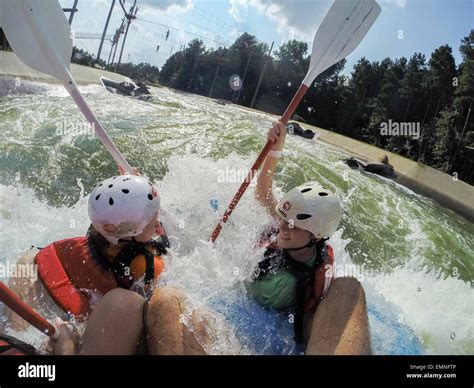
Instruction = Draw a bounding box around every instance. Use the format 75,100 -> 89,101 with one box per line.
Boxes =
284,237 -> 318,251
284,237 -> 329,251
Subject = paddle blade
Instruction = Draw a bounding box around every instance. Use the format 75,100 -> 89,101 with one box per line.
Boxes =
1,0 -> 72,80
303,0 -> 381,86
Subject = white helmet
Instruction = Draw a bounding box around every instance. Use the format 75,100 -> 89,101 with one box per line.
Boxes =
275,182 -> 342,239
88,175 -> 161,244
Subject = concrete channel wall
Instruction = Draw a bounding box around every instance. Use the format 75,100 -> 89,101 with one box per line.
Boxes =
0,51 -> 129,85
312,126 -> 474,223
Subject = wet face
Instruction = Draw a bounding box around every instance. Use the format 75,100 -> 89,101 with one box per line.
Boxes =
135,210 -> 160,242
277,218 -> 313,250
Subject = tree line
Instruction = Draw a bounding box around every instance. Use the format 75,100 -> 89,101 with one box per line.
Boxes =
158,31 -> 474,184
62,30 -> 474,185
71,46 -> 161,84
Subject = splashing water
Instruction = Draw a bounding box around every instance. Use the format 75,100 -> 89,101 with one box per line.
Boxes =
0,82 -> 472,354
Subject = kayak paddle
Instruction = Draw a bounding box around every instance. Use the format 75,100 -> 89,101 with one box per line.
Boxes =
0,0 -> 133,174
0,281 -> 58,339
210,0 -> 381,242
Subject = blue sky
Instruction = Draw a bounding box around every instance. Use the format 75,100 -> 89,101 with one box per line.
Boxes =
60,0 -> 473,76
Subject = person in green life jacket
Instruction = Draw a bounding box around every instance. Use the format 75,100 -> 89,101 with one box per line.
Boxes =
249,120 -> 372,355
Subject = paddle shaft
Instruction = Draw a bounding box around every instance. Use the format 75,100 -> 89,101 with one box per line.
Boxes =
0,1 -> 133,174
0,281 -> 56,338
210,84 -> 309,242
66,84 -> 133,174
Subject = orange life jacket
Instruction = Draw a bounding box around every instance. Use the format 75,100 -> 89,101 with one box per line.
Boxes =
35,233 -> 166,319
305,244 -> 334,312
0,334 -> 38,355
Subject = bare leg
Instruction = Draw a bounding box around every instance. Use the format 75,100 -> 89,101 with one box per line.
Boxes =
79,288 -> 145,355
144,286 -> 216,355
305,277 -> 372,355
4,249 -> 66,333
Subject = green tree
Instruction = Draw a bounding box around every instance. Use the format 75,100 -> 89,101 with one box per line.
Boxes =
419,45 -> 457,163
172,39 -> 206,90
448,30 -> 474,178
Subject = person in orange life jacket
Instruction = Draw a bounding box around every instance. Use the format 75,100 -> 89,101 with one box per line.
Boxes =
4,172 -> 167,354
78,173 -> 167,355
4,170 -> 223,355
250,121 -> 372,354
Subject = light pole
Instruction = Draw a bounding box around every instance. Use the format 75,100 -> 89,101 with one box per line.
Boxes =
209,55 -> 225,98
250,41 -> 274,109
97,0 -> 116,63
63,0 -> 79,25
448,103 -> 472,174
115,0 -> 137,73
109,22 -> 124,66
236,45 -> 253,104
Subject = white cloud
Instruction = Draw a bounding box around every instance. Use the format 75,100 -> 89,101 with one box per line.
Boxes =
229,0 -> 249,23
230,0 -> 332,42
381,0 -> 407,8
395,0 -> 407,7
140,0 -> 194,13
228,27 -> 245,41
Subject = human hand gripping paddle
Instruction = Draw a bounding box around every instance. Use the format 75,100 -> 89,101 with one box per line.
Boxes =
210,0 -> 381,242
0,281 -> 58,339
0,0 -> 133,174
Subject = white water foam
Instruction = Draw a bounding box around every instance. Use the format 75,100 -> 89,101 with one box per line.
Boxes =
1,154 -> 472,354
